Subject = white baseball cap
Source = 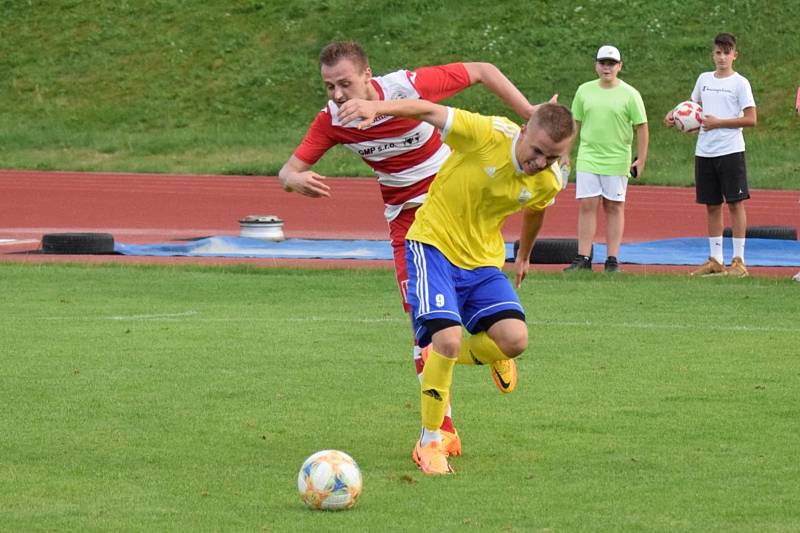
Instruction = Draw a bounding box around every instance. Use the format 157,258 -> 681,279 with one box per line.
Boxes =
596,45 -> 621,62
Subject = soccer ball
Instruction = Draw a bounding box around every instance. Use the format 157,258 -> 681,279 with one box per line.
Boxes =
297,450 -> 362,511
672,100 -> 703,133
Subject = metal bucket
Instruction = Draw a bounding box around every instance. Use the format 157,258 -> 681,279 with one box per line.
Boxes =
239,215 -> 285,241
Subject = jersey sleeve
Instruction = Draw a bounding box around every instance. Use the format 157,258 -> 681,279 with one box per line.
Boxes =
293,110 -> 338,165
440,107 -> 495,154
570,86 -> 585,122
691,74 -> 704,104
409,63 -> 471,103
738,76 -> 756,110
629,89 -> 648,125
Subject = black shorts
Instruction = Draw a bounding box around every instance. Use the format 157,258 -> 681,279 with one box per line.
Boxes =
695,152 -> 750,205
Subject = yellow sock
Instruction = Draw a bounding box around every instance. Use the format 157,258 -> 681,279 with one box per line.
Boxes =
420,349 -> 456,431
456,338 -> 482,365
462,332 -> 511,365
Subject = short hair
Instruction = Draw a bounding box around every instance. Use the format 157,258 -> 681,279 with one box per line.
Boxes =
714,32 -> 737,53
319,41 -> 369,71
530,103 -> 576,143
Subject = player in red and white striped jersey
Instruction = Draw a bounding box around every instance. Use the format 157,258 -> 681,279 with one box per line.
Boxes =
279,41 -> 537,454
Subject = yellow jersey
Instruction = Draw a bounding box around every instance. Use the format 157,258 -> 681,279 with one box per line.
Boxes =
407,107 -> 562,269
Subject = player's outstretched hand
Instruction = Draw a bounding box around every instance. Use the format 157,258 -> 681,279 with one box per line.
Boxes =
282,171 -> 331,198
528,94 -> 559,118
338,99 -> 377,130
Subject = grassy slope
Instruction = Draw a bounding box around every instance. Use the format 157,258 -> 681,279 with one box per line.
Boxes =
0,0 -> 798,186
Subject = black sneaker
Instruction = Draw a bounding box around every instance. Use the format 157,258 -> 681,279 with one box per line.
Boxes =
564,255 -> 592,272
604,256 -> 621,273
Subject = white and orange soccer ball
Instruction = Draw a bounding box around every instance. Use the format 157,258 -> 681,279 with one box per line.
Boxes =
297,449 -> 362,511
672,100 -> 703,133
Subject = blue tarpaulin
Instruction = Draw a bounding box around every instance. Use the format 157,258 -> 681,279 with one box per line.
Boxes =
115,236 -> 800,267
591,238 -> 800,267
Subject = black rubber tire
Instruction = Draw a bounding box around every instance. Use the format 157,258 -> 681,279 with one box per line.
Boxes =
722,225 -> 797,240
512,238 -> 592,264
41,233 -> 116,254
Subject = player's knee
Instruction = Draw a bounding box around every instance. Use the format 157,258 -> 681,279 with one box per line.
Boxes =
430,324 -> 462,357
603,198 -> 624,212
497,328 -> 528,358
579,199 -> 598,215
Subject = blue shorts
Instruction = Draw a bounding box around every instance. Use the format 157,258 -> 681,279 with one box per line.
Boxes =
406,240 -> 525,346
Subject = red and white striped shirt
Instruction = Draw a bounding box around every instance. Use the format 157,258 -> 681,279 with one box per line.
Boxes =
294,63 -> 471,221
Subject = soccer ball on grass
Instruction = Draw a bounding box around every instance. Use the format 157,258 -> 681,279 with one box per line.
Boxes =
297,449 -> 362,511
672,100 -> 703,133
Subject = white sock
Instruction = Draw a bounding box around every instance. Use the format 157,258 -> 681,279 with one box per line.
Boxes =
733,238 -> 745,261
420,427 -> 441,446
709,236 -> 723,264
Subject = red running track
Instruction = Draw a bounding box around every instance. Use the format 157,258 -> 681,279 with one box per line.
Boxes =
1,170 -> 798,275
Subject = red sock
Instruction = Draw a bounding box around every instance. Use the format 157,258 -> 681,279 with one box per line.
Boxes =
439,415 -> 455,433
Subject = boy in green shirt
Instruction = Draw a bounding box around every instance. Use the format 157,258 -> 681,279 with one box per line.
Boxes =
565,45 -> 649,272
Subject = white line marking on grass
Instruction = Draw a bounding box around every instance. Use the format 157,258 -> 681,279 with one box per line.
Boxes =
40,311 -> 199,321
107,311 -> 199,320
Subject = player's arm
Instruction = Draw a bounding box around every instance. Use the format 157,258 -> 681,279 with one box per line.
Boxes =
462,62 -> 536,120
631,122 -> 649,179
514,208 -> 546,288
703,106 -> 757,130
278,155 -> 331,198
337,98 -> 449,131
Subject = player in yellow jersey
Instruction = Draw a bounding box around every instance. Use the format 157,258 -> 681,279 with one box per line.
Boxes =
338,98 -> 576,474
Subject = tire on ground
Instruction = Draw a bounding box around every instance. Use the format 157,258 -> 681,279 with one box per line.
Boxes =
41,233 -> 116,254
722,225 -> 797,240
512,238 -> 592,264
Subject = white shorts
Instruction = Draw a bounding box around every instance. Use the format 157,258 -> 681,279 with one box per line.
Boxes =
575,172 -> 628,202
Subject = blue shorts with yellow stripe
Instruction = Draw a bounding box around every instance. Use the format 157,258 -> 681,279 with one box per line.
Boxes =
405,240 -> 525,347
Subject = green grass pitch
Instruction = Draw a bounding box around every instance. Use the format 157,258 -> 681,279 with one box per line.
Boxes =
1,262 -> 798,531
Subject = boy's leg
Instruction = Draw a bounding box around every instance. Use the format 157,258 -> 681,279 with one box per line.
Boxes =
719,152 -> 750,274
598,174 -> 628,271
727,201 -> 749,277
689,204 -> 726,276
728,201 -> 747,238
567,172 -> 603,270
706,203 -> 724,239
577,196 -> 600,257
691,156 -> 726,276
603,198 -> 625,258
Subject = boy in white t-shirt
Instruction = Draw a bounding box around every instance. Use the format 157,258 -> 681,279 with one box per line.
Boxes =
665,32 -> 757,277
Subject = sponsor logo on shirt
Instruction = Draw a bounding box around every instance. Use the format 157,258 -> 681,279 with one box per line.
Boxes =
357,132 -> 422,157
702,86 -> 734,95
517,187 -> 532,204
